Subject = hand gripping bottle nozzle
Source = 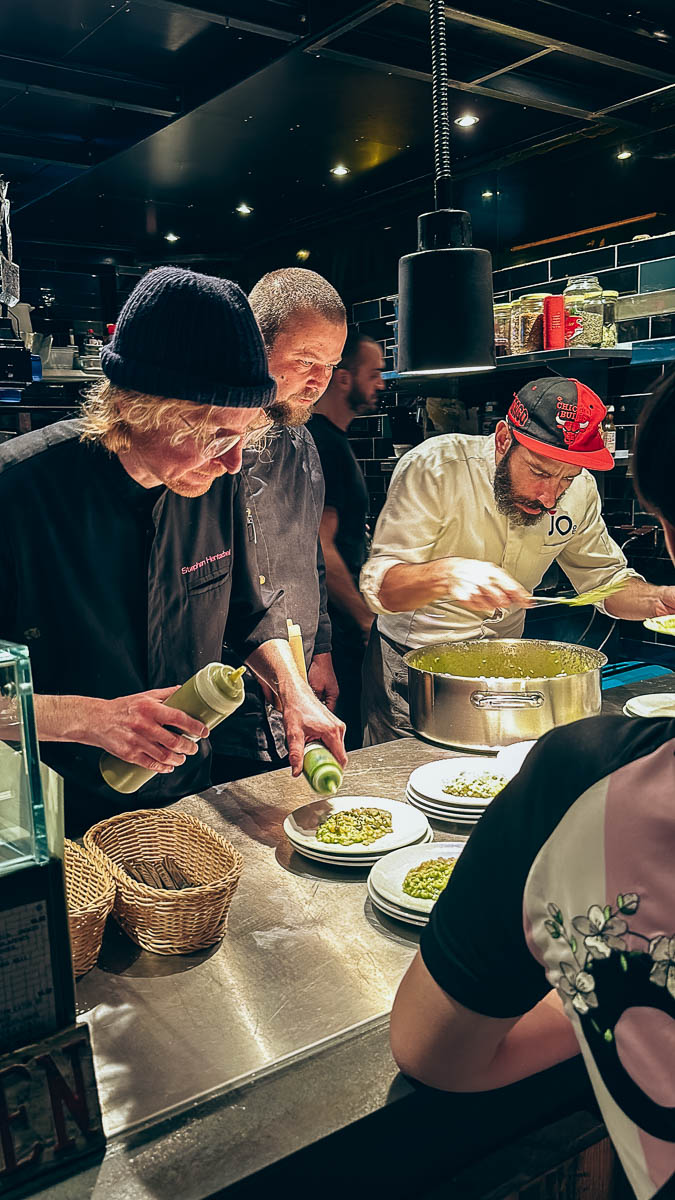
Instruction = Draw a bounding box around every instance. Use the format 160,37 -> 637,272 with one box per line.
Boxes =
302,741 -> 343,795
100,663 -> 246,794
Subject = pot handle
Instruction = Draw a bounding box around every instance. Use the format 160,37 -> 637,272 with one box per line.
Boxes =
470,690 -> 544,709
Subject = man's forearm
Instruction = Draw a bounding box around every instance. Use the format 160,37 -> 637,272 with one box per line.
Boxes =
33,694 -> 106,743
604,577 -> 669,620
245,639 -> 306,703
378,560 -> 451,612
323,545 -> 373,631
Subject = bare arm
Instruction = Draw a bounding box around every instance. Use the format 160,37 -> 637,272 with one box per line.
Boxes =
246,639 -> 346,775
604,578 -> 675,621
31,691 -> 207,773
390,950 -> 578,1093
378,558 -> 531,615
319,507 -> 374,639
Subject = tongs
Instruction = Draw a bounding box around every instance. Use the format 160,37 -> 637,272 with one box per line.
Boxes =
529,579 -> 627,609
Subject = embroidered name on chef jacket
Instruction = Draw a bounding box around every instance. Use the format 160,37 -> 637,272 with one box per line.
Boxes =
181,548 -> 231,575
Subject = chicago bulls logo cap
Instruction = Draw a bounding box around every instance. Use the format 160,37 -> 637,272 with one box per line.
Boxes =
506,377 -> 614,471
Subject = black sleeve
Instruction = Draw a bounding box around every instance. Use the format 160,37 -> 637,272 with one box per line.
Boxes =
314,539 -> 332,655
421,714 -> 675,1019
420,760 -> 551,1020
310,422 -> 344,514
0,539 -> 16,641
224,480 -> 288,656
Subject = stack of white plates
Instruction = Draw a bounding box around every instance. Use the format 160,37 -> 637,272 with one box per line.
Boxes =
623,693 -> 675,718
367,841 -> 466,927
283,796 -> 432,867
405,755 -> 519,827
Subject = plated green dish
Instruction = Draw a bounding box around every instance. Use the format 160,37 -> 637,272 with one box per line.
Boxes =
316,806 -> 393,846
402,856 -> 457,901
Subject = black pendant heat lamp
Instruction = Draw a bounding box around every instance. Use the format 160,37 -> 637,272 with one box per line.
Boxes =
397,0 -> 495,377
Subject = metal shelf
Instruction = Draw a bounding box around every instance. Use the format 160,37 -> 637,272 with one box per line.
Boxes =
382,338 -> 675,387
382,346 -> 633,386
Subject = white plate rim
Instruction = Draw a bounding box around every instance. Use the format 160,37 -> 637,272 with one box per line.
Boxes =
288,826 -> 433,866
623,693 -> 675,718
405,789 -> 485,815
406,784 -> 487,813
366,877 -> 428,926
407,758 -> 512,807
283,795 -> 428,856
369,840 -> 466,913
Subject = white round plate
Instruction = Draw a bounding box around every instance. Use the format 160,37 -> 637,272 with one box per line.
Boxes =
288,826 -> 433,866
283,796 -> 428,857
623,693 -> 675,718
405,790 -> 483,822
367,877 -> 428,927
369,841 -> 466,915
644,616 -> 675,637
403,787 -> 482,816
407,758 -> 511,808
495,740 -> 537,775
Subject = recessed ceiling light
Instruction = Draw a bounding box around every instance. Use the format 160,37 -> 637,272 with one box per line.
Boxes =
164,232 -> 180,242
454,114 -> 479,128
236,202 -> 253,215
616,149 -> 633,160
296,248 -> 310,262
481,190 -> 494,199
330,164 -> 350,176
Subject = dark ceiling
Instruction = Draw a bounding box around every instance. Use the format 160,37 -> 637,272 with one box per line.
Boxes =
2,0 -> 675,301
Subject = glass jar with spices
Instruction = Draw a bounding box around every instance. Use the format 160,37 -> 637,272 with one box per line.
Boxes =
519,293 -> 551,353
493,303 -> 511,356
563,275 -> 603,348
509,298 -> 522,355
602,405 -> 616,456
601,290 -> 619,347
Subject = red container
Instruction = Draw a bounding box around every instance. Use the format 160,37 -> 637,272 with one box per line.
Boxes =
544,295 -> 566,350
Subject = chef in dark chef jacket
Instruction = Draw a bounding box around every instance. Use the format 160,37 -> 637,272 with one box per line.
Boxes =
0,267 -> 346,834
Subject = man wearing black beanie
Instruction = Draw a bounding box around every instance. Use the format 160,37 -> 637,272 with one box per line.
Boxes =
0,266 -> 346,834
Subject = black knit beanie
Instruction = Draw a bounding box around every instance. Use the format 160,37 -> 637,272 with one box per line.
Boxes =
101,266 -> 276,408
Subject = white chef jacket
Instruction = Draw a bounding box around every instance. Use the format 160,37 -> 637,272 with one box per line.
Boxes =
360,433 -> 640,649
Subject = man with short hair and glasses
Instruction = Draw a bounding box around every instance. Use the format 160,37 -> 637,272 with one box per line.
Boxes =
213,267 -> 350,778
0,267 -> 346,834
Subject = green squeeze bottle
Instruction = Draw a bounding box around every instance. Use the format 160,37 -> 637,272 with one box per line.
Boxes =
302,741 -> 343,795
100,663 -> 246,794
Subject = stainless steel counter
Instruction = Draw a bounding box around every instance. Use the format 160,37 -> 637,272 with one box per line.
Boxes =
46,671 -> 673,1197
76,738 -> 458,1141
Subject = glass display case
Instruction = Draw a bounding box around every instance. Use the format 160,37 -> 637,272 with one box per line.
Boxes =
0,639 -> 75,1052
0,639 -> 50,871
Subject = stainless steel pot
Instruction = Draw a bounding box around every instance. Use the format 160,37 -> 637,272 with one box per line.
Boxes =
404,638 -> 606,752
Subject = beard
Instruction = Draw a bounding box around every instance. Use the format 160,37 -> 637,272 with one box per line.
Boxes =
347,384 -> 376,416
267,388 -> 321,427
493,449 -> 548,528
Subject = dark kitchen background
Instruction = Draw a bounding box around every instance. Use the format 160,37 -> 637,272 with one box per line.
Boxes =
2,0 -> 675,660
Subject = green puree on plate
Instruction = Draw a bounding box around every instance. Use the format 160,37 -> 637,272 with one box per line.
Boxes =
403,857 -> 457,901
443,770 -> 509,800
316,807 -> 393,846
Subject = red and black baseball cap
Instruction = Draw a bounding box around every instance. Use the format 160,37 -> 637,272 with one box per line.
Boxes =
506,377 -> 614,471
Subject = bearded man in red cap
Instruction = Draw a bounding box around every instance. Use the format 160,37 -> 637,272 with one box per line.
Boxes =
361,376 -> 675,743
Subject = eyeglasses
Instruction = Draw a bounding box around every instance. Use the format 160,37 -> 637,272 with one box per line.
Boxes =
178,413 -> 270,459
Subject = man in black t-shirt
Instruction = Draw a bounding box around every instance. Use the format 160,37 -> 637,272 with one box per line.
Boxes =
389,367 -> 675,1199
308,332 -> 385,748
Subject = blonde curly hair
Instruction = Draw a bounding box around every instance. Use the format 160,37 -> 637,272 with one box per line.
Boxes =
79,379 -> 269,454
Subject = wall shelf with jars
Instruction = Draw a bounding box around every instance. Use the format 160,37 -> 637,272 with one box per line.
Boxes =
381,345 -> 632,387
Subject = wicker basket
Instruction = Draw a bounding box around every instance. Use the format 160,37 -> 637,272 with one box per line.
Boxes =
64,839 -> 116,977
83,809 -> 243,955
